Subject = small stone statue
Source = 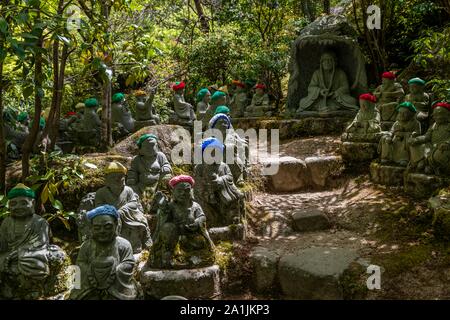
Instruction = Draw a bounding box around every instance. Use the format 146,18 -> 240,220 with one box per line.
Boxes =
405,77 -> 430,133
342,93 -> 381,142
0,184 -> 67,299
74,98 -> 102,146
147,175 -> 215,269
194,138 -> 244,228
379,102 -> 421,166
134,89 -> 160,127
170,81 -> 196,127
296,51 -> 358,117
95,161 -> 152,254
230,80 -> 248,118
127,134 -> 172,197
408,102 -> 450,174
208,113 -> 248,186
196,88 -> 211,120
3,110 -> 28,159
201,91 -> 228,128
69,205 -> 139,300
17,112 -> 30,134
244,84 -> 274,117
374,72 -> 405,130
111,93 -> 135,138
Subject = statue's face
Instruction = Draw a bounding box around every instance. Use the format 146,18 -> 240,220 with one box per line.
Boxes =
382,78 -> 394,87
9,196 -> 35,219
215,118 -> 229,132
91,215 -> 117,244
140,138 -> 158,156
136,96 -> 146,105
204,92 -> 211,103
173,182 -> 192,204
433,107 -> 450,124
105,172 -> 126,191
255,88 -> 264,95
397,107 -> 413,121
216,96 -> 227,106
321,55 -> 335,71
176,89 -> 184,95
409,84 -> 423,95
359,100 -> 371,112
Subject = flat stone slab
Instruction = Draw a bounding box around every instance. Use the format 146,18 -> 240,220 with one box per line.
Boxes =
232,118 -> 351,139
249,247 -> 280,294
305,156 -> 344,188
291,208 -> 331,232
370,162 -> 406,186
140,265 -> 221,299
404,173 -> 449,198
340,142 -> 378,163
278,247 -> 359,299
208,224 -> 246,242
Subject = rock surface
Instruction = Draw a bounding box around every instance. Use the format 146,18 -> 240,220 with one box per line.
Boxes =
291,208 -> 331,232
370,162 -> 405,186
249,247 -> 280,294
341,142 -> 379,163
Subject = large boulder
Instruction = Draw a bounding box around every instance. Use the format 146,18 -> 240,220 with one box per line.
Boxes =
249,247 -> 281,294
278,247 -> 359,299
263,156 -> 310,192
111,124 -> 191,161
305,156 -> 344,188
291,208 -> 331,232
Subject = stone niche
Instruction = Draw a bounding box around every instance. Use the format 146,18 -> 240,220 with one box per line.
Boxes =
286,15 -> 368,117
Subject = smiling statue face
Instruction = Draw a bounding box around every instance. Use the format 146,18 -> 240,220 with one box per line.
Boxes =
397,107 -> 413,121
9,196 -> 35,219
409,84 -> 422,95
105,172 -> 126,191
140,138 -> 158,157
91,215 -> 117,244
215,118 -> 229,132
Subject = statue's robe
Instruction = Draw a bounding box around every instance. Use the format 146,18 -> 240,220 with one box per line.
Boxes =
405,93 -> 430,133
409,123 -> 450,168
173,93 -> 196,121
346,108 -> 381,133
95,186 -> 151,253
196,101 -> 209,120
127,152 -> 172,195
194,162 -> 244,227
230,92 -> 248,118
298,68 -> 357,113
69,236 -> 138,300
380,118 -> 420,164
111,103 -> 135,133
0,214 -> 52,279
374,83 -> 405,122
135,96 -> 155,121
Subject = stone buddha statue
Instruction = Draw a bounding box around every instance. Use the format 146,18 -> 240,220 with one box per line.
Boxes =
73,98 -> 102,146
3,109 -> 28,159
170,81 -> 196,128
111,93 -> 135,138
196,88 -> 211,120
95,161 -> 152,254
405,77 -> 430,132
127,134 -> 172,197
147,175 -> 215,269
229,80 -> 248,118
0,184 -> 67,299
201,91 -> 228,129
379,102 -> 421,166
69,205 -> 139,300
408,102 -> 450,174
244,83 -> 275,117
296,51 -> 358,117
208,113 -> 248,186
342,93 -> 381,142
194,138 -> 244,228
374,72 -> 405,130
134,89 -> 160,127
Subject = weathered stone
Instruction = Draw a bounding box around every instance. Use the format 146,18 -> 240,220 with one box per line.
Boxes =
428,195 -> 450,239
134,120 -> 157,131
208,224 -> 246,242
291,208 -> 331,232
305,156 -> 344,188
286,15 -> 368,115
249,247 -> 280,294
278,247 -> 358,299
111,125 -> 190,161
404,173 -> 449,198
140,265 -> 221,299
263,157 -> 310,192
370,162 -> 405,186
340,142 -> 378,163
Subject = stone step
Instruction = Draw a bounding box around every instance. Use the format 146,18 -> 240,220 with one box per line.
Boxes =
291,208 -> 331,232
262,155 -> 345,192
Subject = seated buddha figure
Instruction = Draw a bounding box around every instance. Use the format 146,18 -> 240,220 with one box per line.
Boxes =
244,84 -> 275,117
170,81 -> 196,128
296,51 -> 358,117
405,77 -> 430,133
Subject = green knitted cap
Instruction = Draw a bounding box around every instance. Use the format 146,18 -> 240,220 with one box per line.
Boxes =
136,133 -> 158,147
396,101 -> 417,113
214,105 -> 230,115
408,77 -> 426,86
211,91 -> 227,102
84,98 -> 99,108
112,93 -> 125,103
7,183 -> 36,200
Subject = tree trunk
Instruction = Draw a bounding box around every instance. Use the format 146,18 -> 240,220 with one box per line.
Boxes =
323,0 -> 330,14
193,0 -> 209,33
0,60 -> 6,193
21,29 -> 43,180
301,0 -> 316,22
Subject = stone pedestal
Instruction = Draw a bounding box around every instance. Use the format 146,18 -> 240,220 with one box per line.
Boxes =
134,120 -> 157,131
370,162 -> 406,186
278,247 -> 359,300
208,223 -> 246,242
140,265 -> 221,299
341,142 -> 378,163
404,173 -> 449,198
